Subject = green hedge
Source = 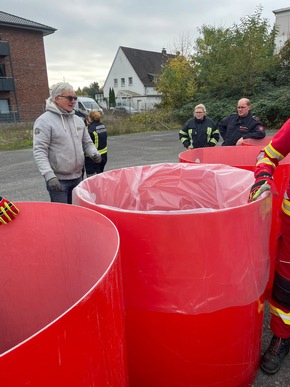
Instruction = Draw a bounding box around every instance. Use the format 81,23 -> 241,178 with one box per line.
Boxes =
173,86 -> 290,130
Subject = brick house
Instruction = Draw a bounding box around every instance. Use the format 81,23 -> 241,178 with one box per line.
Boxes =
0,11 -> 56,123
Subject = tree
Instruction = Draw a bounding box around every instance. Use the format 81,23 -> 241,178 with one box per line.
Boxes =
109,88 -> 116,107
82,82 -> 100,98
75,87 -> 83,96
75,83 -> 100,98
193,26 -> 232,97
170,32 -> 194,59
155,54 -> 196,109
193,5 -> 277,98
274,38 -> 290,86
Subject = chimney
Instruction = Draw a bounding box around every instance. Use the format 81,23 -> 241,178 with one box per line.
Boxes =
162,48 -> 167,55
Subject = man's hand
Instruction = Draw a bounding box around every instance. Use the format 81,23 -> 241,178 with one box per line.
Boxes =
249,173 -> 277,202
0,196 -> 19,225
91,153 -> 102,163
236,137 -> 244,146
48,177 -> 61,191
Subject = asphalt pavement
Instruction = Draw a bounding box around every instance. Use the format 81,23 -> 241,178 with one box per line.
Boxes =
1,129 -> 289,386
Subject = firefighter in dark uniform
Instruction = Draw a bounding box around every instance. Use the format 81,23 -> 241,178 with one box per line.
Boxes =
249,118 -> 290,375
179,103 -> 219,149
219,98 -> 266,146
84,110 -> 108,177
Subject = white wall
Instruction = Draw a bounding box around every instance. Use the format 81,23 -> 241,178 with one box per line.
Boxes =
103,48 -> 145,99
274,8 -> 290,52
132,95 -> 161,111
103,47 -> 160,111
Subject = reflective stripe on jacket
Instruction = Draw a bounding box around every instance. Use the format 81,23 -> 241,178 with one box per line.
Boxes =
179,116 -> 219,148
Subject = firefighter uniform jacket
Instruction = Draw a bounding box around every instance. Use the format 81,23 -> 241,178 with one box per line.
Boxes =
85,120 -> 107,175
179,116 -> 219,149
219,112 -> 265,146
255,118 -> 290,337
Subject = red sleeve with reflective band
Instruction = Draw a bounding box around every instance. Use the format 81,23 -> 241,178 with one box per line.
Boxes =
255,119 -> 290,178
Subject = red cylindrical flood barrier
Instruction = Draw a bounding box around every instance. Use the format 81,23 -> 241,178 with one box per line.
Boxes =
73,163 -> 272,386
179,146 -> 290,291
0,202 -> 127,387
242,136 -> 273,146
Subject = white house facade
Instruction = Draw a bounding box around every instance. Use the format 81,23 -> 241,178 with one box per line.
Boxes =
103,46 -> 174,111
273,7 -> 290,52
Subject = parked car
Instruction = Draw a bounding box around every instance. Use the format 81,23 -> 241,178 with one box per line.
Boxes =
75,97 -> 104,116
112,106 -> 139,117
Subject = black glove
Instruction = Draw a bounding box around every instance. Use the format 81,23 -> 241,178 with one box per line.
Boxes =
48,177 -> 61,191
0,196 -> 20,225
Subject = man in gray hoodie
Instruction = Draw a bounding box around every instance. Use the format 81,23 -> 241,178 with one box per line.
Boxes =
33,82 -> 101,204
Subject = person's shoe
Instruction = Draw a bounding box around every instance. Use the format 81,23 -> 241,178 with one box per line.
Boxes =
260,335 -> 290,374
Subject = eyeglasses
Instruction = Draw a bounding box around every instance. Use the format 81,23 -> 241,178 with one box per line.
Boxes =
58,95 -> 77,102
195,111 -> 204,114
237,106 -> 247,109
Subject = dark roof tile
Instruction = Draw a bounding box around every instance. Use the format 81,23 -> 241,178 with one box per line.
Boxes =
121,46 -> 175,87
0,11 -> 56,36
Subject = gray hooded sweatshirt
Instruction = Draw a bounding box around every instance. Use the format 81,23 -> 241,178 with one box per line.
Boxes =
33,98 -> 99,182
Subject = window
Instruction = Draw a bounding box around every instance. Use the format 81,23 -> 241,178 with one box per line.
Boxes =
114,78 -> 118,87
128,77 -> 133,86
121,78 -> 125,87
0,64 -> 6,77
0,99 -> 10,113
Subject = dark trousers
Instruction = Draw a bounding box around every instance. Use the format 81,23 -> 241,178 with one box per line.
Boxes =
46,176 -> 82,204
85,154 -> 107,176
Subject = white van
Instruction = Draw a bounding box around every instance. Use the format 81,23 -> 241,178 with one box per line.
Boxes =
75,97 -> 104,116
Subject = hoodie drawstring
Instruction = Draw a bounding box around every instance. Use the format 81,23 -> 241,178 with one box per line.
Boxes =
60,115 -> 67,132
60,115 -> 79,137
73,117 -> 78,137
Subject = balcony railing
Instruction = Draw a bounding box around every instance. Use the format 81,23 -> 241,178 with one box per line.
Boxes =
0,111 -> 19,123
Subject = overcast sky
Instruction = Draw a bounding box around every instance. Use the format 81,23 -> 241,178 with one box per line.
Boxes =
2,0 -> 290,89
